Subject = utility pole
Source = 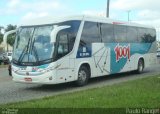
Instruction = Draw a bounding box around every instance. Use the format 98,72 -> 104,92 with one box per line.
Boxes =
127,10 -> 131,21
106,0 -> 110,18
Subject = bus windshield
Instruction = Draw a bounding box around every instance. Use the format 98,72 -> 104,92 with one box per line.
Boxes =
12,20 -> 81,66
13,25 -> 54,65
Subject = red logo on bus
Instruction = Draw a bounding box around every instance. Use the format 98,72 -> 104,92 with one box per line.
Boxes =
114,44 -> 130,62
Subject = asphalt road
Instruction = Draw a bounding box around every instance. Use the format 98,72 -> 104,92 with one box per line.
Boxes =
0,58 -> 160,105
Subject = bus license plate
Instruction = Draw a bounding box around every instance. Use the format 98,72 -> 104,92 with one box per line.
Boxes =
24,78 -> 32,82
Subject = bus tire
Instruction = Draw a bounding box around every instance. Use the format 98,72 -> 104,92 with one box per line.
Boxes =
76,66 -> 90,86
137,59 -> 144,74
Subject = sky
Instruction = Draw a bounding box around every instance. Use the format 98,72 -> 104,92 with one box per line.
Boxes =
0,0 -> 160,40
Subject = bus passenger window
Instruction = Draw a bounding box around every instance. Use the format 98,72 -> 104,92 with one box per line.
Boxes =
143,29 -> 156,43
101,23 -> 114,43
127,26 -> 138,43
57,34 -> 69,58
147,29 -> 156,43
81,22 -> 101,45
137,28 -> 146,43
114,25 -> 127,43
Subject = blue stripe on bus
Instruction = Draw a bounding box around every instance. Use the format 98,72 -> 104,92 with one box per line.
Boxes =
76,44 -> 92,58
106,43 -> 152,74
76,43 -> 153,74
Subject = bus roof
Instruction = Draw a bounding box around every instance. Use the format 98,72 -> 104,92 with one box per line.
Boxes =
19,15 -> 154,29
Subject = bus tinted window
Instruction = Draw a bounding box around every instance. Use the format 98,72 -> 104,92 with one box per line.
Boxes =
101,23 -> 114,43
138,28 -> 156,43
114,25 -> 127,43
138,28 -> 146,43
146,29 -> 156,43
81,22 -> 101,45
59,21 -> 80,51
127,26 -> 138,42
55,21 -> 81,60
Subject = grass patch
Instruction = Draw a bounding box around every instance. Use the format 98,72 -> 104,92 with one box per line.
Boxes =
1,74 -> 160,108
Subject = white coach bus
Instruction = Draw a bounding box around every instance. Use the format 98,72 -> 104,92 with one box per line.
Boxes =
5,16 -> 157,86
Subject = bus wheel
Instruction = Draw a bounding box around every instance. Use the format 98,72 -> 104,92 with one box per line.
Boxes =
137,59 -> 144,74
76,66 -> 89,86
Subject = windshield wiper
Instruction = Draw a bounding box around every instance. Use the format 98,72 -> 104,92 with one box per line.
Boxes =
18,45 -> 27,62
32,46 -> 39,62
18,36 -> 31,63
31,37 -> 39,62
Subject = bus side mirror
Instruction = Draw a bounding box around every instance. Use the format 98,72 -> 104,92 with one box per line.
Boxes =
3,30 -> 17,46
50,25 -> 71,43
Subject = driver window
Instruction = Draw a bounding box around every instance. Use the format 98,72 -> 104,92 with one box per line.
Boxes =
57,33 -> 69,58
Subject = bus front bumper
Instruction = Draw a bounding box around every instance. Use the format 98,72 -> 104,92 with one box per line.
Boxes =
12,71 -> 56,84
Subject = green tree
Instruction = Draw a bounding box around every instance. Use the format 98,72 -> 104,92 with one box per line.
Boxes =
7,34 -> 16,46
0,26 -> 3,44
5,24 -> 17,32
5,24 -> 17,46
0,33 -> 3,44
